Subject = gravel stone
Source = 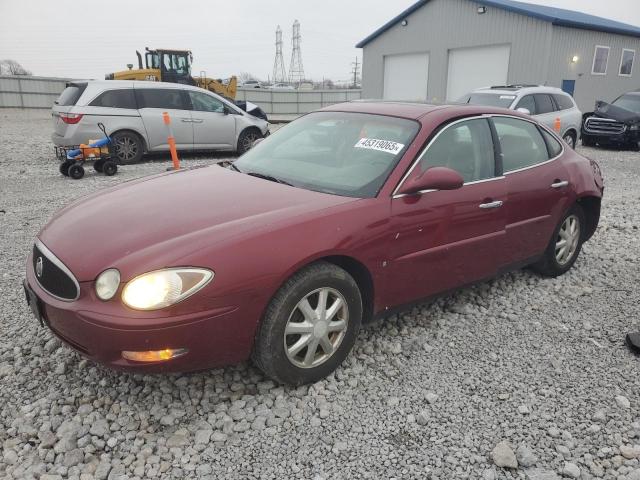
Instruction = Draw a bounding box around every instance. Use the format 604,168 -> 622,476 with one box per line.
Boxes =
0,110 -> 638,479
491,441 -> 518,468
562,462 -> 581,478
516,443 -> 538,467
616,395 -> 631,409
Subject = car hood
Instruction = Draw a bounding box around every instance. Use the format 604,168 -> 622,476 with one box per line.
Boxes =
38,165 -> 356,281
592,100 -> 640,123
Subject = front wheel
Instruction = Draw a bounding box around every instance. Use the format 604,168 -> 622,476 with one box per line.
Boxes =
252,262 -> 362,385
532,205 -> 585,277
563,132 -> 576,149
237,129 -> 262,155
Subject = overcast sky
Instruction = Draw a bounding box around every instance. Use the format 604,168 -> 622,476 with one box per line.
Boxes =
1,0 -> 639,82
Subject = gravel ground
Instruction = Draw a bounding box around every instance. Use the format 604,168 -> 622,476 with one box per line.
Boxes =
0,108 -> 639,480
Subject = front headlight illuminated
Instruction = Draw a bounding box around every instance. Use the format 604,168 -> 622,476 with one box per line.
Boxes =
122,268 -> 213,310
95,269 -> 121,300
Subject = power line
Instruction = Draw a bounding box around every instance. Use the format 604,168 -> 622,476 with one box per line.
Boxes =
350,56 -> 360,88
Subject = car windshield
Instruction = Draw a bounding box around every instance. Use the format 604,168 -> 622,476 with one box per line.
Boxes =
612,94 -> 640,114
234,112 -> 420,198
464,93 -> 516,108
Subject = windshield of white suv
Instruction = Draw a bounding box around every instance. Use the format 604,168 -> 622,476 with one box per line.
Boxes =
612,94 -> 640,114
233,111 -> 420,198
462,93 -> 516,108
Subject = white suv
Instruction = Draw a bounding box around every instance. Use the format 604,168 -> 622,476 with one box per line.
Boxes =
52,80 -> 270,164
459,85 -> 582,148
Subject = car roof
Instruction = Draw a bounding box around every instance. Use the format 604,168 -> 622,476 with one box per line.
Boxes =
79,79 -> 208,91
320,100 -> 530,121
472,85 -> 568,96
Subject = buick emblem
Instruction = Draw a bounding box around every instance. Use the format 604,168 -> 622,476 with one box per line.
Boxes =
35,257 -> 43,278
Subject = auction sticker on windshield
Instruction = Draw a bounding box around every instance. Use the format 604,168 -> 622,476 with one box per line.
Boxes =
355,138 -> 405,155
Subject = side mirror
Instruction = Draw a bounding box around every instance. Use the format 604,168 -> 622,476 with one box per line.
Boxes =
516,107 -> 531,115
222,106 -> 230,115
397,166 -> 464,196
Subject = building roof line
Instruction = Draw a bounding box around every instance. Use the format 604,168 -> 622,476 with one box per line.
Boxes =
355,0 -> 640,48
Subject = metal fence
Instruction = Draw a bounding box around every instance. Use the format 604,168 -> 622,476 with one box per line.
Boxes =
236,88 -> 362,121
0,75 -> 70,108
0,76 -> 363,120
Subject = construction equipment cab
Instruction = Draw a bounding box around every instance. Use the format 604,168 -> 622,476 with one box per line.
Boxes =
106,48 -> 237,99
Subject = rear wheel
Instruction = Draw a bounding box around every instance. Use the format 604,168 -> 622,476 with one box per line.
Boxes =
59,161 -> 73,176
93,159 -> 105,172
532,205 -> 585,277
237,129 -> 262,155
112,131 -> 143,164
102,161 -> 117,176
68,164 -> 85,180
252,262 -> 362,385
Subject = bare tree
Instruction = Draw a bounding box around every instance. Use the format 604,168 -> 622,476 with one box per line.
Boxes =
0,59 -> 32,76
238,72 -> 259,84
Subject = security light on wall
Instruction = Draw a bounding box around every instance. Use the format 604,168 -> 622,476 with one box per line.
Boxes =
477,6 -> 487,14
571,55 -> 579,63
401,19 -> 408,26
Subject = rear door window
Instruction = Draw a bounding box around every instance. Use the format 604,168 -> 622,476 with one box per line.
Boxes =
492,117 -> 550,172
533,94 -> 556,114
135,88 -> 188,110
89,89 -> 137,109
540,128 -> 563,157
418,118 -> 495,183
515,95 -> 536,115
552,94 -> 574,111
56,84 -> 86,106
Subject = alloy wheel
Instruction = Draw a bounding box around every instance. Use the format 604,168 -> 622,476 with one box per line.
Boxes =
555,214 -> 580,265
284,287 -> 349,368
242,132 -> 259,152
115,136 -> 138,162
563,134 -> 575,149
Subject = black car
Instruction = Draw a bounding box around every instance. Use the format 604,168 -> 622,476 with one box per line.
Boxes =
582,91 -> 640,150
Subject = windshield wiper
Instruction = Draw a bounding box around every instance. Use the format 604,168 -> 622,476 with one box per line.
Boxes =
217,160 -> 243,173
246,171 -> 294,186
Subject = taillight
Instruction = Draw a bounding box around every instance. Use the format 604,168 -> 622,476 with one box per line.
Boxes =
59,113 -> 83,124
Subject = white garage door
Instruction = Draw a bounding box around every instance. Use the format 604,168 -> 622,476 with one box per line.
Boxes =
383,52 -> 429,101
446,44 -> 511,101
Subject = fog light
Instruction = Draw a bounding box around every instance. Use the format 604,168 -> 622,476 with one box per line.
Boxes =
122,348 -> 188,362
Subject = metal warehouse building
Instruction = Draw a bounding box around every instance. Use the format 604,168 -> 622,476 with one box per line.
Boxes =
357,0 -> 640,111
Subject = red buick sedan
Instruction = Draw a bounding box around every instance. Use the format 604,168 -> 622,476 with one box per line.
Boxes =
25,102 -> 604,385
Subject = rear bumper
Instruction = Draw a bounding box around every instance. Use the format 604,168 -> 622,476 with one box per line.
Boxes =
25,264 -> 257,373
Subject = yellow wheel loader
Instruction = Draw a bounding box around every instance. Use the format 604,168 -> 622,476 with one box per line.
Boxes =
106,48 -> 237,99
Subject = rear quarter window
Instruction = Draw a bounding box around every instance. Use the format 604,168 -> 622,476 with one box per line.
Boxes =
540,128 -> 563,157
553,94 -> 574,111
533,94 -> 556,114
135,88 -> 187,110
89,89 -> 137,109
492,117 -> 550,172
56,84 -> 86,106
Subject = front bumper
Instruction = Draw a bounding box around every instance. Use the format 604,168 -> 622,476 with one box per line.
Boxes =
581,128 -> 640,148
25,261 -> 258,373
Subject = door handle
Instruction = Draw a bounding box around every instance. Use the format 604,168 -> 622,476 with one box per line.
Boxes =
191,119 -> 204,124
180,118 -> 192,123
551,180 -> 569,188
479,200 -> 503,209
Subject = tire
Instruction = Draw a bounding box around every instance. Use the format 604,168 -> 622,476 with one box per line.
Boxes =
582,136 -> 595,147
93,159 -> 105,172
59,161 -> 72,177
111,131 -> 143,164
252,262 -> 362,385
532,205 -> 585,277
563,132 -> 576,149
68,164 -> 85,180
237,129 -> 262,155
102,160 -> 117,176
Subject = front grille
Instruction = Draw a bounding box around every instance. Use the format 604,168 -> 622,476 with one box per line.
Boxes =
33,241 -> 79,301
584,117 -> 626,135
